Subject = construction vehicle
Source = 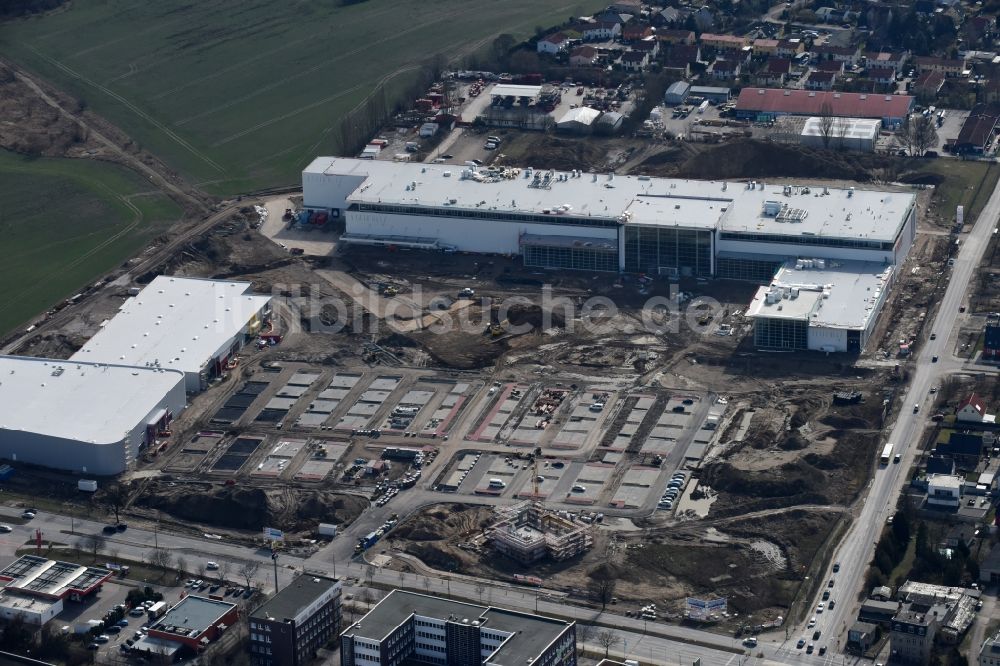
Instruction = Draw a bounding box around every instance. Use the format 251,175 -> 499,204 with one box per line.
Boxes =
458,287 -> 475,299
382,285 -> 399,297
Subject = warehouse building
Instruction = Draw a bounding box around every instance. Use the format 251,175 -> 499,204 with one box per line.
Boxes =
72,276 -> 272,392
0,356 -> 186,475
250,574 -> 342,666
735,88 -> 913,127
555,107 -> 601,134
746,259 -> 895,352
134,595 -> 239,659
340,590 -> 576,666
303,158 -> 915,278
768,116 -> 881,152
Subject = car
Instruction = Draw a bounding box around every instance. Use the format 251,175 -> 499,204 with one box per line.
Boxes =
659,501 -> 673,510
440,154 -> 454,160
828,600 -> 835,609
913,403 -> 920,413
487,136 -> 502,144
117,619 -> 129,627
103,525 -> 117,534
194,579 -> 203,587
21,511 -> 34,519
117,523 -> 128,531
893,454 -> 901,464
0,525 -> 12,533
813,630 -> 821,640
807,644 -> 815,654
807,617 -> 817,628
243,588 -> 254,598
930,386 -> 937,393
571,485 -> 586,493
819,646 -> 827,655
206,561 -> 219,570
822,590 -> 830,600
106,626 -> 122,634
796,639 -> 806,649
932,355 -> 938,362
832,562 -> 840,572
120,644 -> 131,652
828,579 -> 834,588
817,602 -> 824,612
129,607 -> 145,617
484,142 -> 497,150
431,158 -> 446,163
960,306 -> 966,313
88,643 -> 100,651
930,333 -> 937,340
95,635 -> 110,643
210,584 -> 220,593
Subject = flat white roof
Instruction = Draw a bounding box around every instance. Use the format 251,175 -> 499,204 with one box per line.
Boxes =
72,277 -> 270,376
801,116 -> 881,139
0,356 -> 184,444
745,259 -> 893,330
491,84 -> 542,98
304,158 -> 913,241
557,107 -> 601,126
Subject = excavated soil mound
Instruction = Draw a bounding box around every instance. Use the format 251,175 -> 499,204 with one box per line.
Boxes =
679,140 -> 895,181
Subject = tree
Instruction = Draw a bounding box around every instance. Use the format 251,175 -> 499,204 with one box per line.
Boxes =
176,557 -> 188,578
475,582 -> 486,604
597,629 -> 621,658
588,566 -> 618,611
818,101 -> 836,149
238,559 -> 261,589
78,534 -> 106,562
219,560 -> 232,585
359,588 -> 376,610
103,482 -> 130,523
148,547 -> 173,571
899,113 -> 939,156
577,623 -> 596,652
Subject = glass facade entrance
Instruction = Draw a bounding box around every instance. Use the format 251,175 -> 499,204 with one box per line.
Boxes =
523,245 -> 619,272
622,227 -> 712,276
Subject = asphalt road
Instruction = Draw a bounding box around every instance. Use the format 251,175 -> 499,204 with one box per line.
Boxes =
800,175 -> 1000,652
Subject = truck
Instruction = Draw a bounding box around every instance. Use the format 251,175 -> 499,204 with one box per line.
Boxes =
697,100 -> 710,114
880,443 -> 893,466
146,601 -> 167,621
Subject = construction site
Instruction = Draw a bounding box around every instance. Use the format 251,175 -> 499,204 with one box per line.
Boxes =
0,108 -> 985,632
486,501 -> 594,565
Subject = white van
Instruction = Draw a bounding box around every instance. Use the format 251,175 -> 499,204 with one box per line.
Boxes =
488,478 -> 506,489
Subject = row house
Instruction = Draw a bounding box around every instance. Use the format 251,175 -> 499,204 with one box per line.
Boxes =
776,38 -> 806,58
700,33 -> 749,53
868,66 -> 897,85
569,45 -> 600,67
622,23 -> 653,41
712,57 -> 742,79
912,55 -> 967,76
863,50 -> 908,73
657,29 -> 696,45
619,50 -> 649,72
582,21 -> 621,41
753,39 -> 780,57
814,43 -> 860,66
538,32 -> 571,54
757,58 -> 792,86
805,70 -> 837,90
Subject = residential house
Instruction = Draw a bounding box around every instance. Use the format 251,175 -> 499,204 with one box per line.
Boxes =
864,51 -> 908,73
890,608 -> 938,664
935,431 -> 986,467
752,39 -> 780,57
662,44 -> 701,79
776,38 -> 805,58
913,55 -> 967,76
868,66 -> 897,85
964,15 -> 996,47
816,59 -> 846,74
817,6 -> 848,22
537,32 -> 571,54
982,79 -> 1000,105
848,622 -> 879,654
595,9 -> 632,25
619,50 -> 649,72
912,70 -> 945,101
622,24 -> 654,42
657,29 -> 696,45
570,45 -> 600,67
582,21 -> 621,41
805,70 -> 837,90
814,44 -> 860,66
712,57 -> 741,80
983,323 -> 1000,360
700,33 -> 748,54
926,454 -> 956,476
957,393 -> 989,422
690,6 -> 714,32
653,7 -> 684,27
980,544 -> 1000,585
927,474 -> 962,509
954,104 -> 1000,155
757,58 -> 792,86
632,38 -> 660,57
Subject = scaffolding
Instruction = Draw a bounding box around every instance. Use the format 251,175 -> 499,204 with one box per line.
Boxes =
486,502 -> 593,565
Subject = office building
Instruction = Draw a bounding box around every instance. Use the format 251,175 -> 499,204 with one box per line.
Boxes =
133,595 -> 239,659
250,574 -> 343,666
340,590 -> 575,666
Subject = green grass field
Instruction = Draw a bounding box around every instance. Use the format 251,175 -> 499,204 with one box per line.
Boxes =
0,0 -> 605,195
0,149 -> 181,337
922,160 -> 999,225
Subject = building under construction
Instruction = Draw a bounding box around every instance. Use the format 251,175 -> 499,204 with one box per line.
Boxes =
486,502 -> 593,564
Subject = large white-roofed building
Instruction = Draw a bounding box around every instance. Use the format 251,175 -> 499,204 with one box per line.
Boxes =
0,356 -> 186,474
72,276 -> 272,392
746,259 -> 895,352
303,157 -> 916,281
